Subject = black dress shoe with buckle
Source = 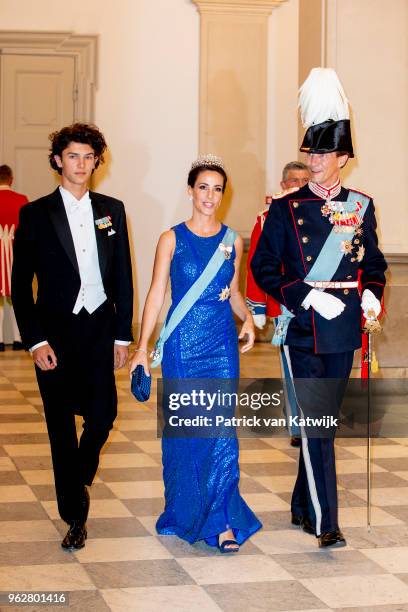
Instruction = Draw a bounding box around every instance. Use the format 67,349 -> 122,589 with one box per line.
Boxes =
61,520 -> 87,550
290,436 -> 301,447
12,341 -> 24,351
0,343 -> 5,352
318,529 -> 346,548
291,513 -> 315,535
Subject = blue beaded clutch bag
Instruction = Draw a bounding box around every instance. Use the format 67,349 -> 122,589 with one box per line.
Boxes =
131,365 -> 151,402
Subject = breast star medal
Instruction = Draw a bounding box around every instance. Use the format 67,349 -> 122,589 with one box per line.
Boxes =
219,243 -> 232,260
218,286 -> 231,302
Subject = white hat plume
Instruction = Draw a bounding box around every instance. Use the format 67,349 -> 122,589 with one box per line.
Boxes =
299,68 -> 350,128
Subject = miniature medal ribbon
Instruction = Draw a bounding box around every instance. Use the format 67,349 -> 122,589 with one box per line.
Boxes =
321,200 -> 363,233
95,215 -> 112,230
219,243 -> 233,260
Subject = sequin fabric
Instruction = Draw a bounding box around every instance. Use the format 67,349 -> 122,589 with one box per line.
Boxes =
157,222 -> 262,545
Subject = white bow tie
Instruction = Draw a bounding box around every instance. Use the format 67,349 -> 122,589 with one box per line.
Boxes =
67,198 -> 92,215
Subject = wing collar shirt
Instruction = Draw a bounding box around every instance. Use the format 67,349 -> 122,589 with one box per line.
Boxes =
30,186 -> 129,351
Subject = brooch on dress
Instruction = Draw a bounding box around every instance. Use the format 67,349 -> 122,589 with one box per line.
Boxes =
218,286 -> 231,301
95,215 -> 112,229
219,243 -> 233,260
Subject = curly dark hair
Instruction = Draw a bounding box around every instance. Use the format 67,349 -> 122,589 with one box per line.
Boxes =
187,164 -> 228,193
48,123 -> 107,174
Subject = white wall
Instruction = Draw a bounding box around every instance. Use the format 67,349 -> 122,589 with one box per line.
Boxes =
266,0 -> 300,194
0,0 -> 199,319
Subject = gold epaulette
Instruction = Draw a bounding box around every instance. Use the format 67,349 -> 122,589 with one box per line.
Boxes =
272,186 -> 300,200
348,186 -> 373,200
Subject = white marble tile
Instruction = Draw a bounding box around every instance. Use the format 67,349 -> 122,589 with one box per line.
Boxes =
336,459 -> 386,474
0,423 -> 47,434
0,520 -> 60,542
99,453 -> 158,469
101,586 -> 222,612
242,492 -> 290,512
177,554 -> 293,584
253,475 -> 297,493
361,547 -> 408,573
0,563 -> 95,591
106,481 -> 164,499
4,444 -> 50,457
338,506 -> 404,527
0,485 -> 36,502
345,445 -> 408,459
0,405 -> 37,414
252,529 -> 351,555
239,448 -> 296,464
301,574 -> 408,608
0,457 -> 15,471
74,536 -> 172,563
42,499 -> 133,520
351,487 -> 408,506
20,469 -> 55,485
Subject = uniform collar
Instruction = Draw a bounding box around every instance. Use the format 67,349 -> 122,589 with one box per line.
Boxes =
308,179 -> 341,201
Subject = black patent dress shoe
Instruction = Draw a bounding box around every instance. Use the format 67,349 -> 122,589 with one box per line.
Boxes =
61,521 -> 87,550
290,436 -> 301,447
12,341 -> 24,351
291,513 -> 315,535
318,529 -> 346,548
0,343 -> 5,352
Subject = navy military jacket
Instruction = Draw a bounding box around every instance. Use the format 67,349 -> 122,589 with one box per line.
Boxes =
251,184 -> 387,354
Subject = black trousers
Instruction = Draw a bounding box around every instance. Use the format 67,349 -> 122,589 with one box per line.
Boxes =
288,346 -> 354,535
36,302 -> 117,524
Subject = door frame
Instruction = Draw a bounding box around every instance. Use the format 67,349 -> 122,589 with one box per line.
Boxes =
0,30 -> 97,122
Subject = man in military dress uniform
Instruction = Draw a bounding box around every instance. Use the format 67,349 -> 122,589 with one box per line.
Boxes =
251,68 -> 387,548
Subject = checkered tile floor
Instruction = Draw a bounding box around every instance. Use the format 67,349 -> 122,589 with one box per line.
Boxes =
1,344 -> 408,611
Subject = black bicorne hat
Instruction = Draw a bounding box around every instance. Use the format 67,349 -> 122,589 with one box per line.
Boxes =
298,68 -> 354,158
300,119 -> 354,158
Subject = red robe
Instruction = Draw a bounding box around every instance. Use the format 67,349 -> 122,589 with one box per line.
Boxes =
0,188 -> 28,296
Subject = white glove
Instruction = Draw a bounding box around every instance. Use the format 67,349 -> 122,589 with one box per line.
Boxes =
253,314 -> 266,330
302,289 -> 346,320
361,289 -> 381,317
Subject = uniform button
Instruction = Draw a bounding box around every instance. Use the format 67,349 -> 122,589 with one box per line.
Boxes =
82,249 -> 86,252
343,289 -> 349,295
354,239 -> 360,244
347,275 -> 352,279
351,257 -> 356,262
302,236 -> 309,244
293,202 -> 299,208
80,224 -> 83,228
306,255 -> 312,262
298,219 -> 304,225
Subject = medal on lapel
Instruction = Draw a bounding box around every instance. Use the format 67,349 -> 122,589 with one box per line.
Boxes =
321,200 -> 363,234
95,215 -> 112,230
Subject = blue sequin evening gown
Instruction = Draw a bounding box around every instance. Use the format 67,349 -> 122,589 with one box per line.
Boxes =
156,222 -> 262,546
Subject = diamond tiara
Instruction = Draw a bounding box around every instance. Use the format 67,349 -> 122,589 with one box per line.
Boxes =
190,154 -> 225,171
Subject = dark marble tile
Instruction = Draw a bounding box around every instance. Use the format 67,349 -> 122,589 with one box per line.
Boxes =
238,438 -> 279,450
0,470 -> 25,485
53,516 -> 150,538
29,485 -> 55,501
100,441 -> 140,454
239,478 -> 270,494
372,458 -> 408,471
204,580 -> 327,611
338,472 -> 408,489
0,433 -> 50,445
240,462 -> 297,476
122,430 -> 159,441
12,456 -> 53,470
97,467 -> 163,482
122,498 -> 165,517
0,540 -> 76,566
255,511 -> 293,531
0,414 -> 44,423
345,525 -> 408,549
385,505 -> 408,522
84,559 -> 195,588
0,501 -> 48,521
273,550 -> 385,579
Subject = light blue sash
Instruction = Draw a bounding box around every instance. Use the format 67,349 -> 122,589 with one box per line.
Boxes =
151,226 -> 237,367
272,191 -> 370,345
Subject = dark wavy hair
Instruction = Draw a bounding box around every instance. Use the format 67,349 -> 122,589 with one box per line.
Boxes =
188,164 -> 228,193
48,123 -> 107,174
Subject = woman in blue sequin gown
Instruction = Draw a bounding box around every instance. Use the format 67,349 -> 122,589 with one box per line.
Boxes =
130,156 -> 262,551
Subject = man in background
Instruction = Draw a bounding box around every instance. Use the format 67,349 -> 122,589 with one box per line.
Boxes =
0,164 -> 27,351
246,161 -> 310,447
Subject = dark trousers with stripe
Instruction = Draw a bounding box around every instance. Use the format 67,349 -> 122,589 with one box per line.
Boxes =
36,302 -> 117,524
288,346 -> 354,535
